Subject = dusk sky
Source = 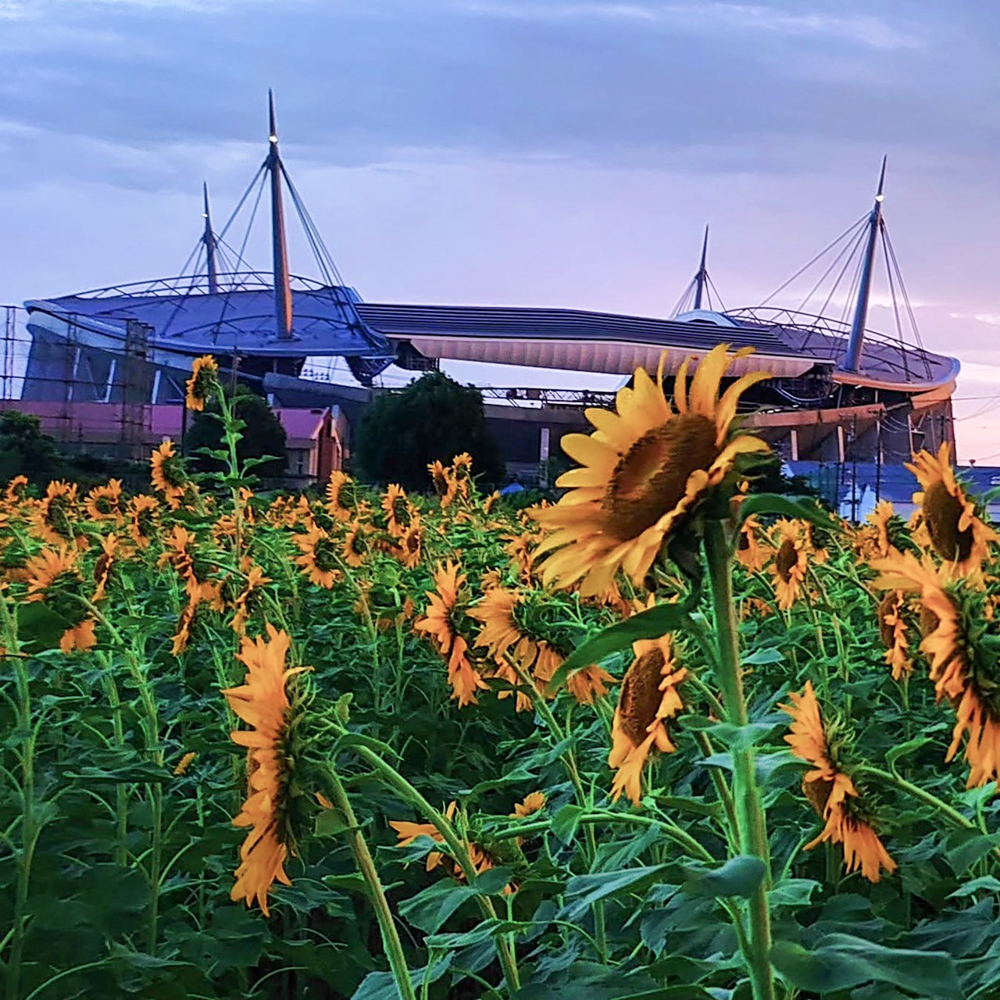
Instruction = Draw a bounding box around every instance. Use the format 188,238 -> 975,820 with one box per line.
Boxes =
1,0 -> 999,459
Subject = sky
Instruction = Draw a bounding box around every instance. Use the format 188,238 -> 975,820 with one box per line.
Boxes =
1,0 -> 999,459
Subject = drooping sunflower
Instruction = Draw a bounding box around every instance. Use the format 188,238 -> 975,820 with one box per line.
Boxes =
534,345 -> 770,597
876,590 -> 913,681
128,494 -> 159,549
232,564 -> 272,635
908,443 -> 998,577
222,625 -> 311,916
415,561 -> 488,706
150,440 -> 187,509
25,546 -> 97,653
326,471 -> 360,522
84,479 -> 125,524
158,524 -> 202,598
780,681 -> 896,883
768,519 -> 809,610
382,483 -> 414,537
609,631 -> 687,806
428,460 -> 458,508
294,526 -> 342,588
736,514 -> 769,573
3,474 -> 28,508
873,551 -> 1000,788
30,481 -> 78,545
92,534 -> 120,601
341,520 -> 371,568
185,354 -> 219,411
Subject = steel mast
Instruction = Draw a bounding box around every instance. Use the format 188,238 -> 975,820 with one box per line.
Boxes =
693,225 -> 710,310
201,182 -> 220,295
840,157 -> 887,373
267,90 -> 294,340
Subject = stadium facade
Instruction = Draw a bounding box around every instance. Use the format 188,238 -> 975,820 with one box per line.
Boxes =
14,97 -> 958,480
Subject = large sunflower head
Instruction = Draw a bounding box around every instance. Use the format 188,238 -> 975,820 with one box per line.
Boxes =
341,520 -> 371,568
533,345 -> 770,597
382,483 -> 414,537
414,560 -> 465,655
326,471 -> 360,522
907,443 -> 998,576
222,624 -> 311,916
128,494 -> 159,549
768,519 -> 810,610
31,480 -> 78,544
185,354 -> 219,411
394,521 -> 423,569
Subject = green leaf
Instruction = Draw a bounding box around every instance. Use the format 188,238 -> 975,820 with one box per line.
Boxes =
398,879 -> 478,934
885,736 -> 933,767
546,603 -> 691,695
559,864 -> 670,922
737,493 -> 843,532
315,807 -> 355,837
769,878 -> 820,907
743,647 -> 786,665
770,933 -> 962,997
948,874 -> 1000,898
683,855 -> 766,899
16,601 -> 70,651
551,804 -> 584,845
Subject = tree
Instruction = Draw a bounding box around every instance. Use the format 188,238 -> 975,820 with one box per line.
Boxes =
0,410 -> 61,484
354,371 -> 505,490
186,388 -> 287,481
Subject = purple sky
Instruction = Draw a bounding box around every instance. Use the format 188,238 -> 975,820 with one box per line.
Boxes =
1,0 -> 999,459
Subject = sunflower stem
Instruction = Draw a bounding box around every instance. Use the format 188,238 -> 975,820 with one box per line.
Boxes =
704,519 -> 775,1000
320,769 -> 417,1000
503,653 -> 608,963
343,741 -> 522,993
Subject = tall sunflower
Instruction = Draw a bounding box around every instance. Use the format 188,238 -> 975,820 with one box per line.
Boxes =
128,494 -> 159,549
382,483 -> 414,537
609,631 -> 686,806
85,479 -> 125,524
25,547 -> 97,653
222,625 -> 310,916
780,681 -> 896,883
877,590 -> 913,681
185,354 -> 219,411
908,443 -> 998,577
326,471 -> 359,522
92,534 -> 120,602
150,440 -> 187,509
736,515 -> 769,573
534,345 -> 770,596
30,481 -> 78,545
768,519 -> 809,610
341,520 -> 370,568
428,460 -> 458,508
393,521 -> 423,569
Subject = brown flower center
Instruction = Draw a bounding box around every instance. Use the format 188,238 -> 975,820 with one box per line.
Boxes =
618,648 -> 665,746
803,775 -> 832,818
603,414 -> 718,542
923,482 -> 973,563
775,539 -> 799,583
919,603 -> 940,638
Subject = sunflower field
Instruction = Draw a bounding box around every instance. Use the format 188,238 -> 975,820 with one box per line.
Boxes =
3,349 -> 1000,1000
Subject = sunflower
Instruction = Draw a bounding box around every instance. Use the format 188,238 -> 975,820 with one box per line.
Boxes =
85,479 -> 124,524
873,552 -> 1000,788
877,590 -> 913,681
567,661 -> 618,706
609,631 -> 686,806
294,526 -> 342,588
232,564 -> 272,635
780,682 -> 896,883
30,481 -> 78,545
468,587 -> 524,663
341,520 -> 370,568
150,440 -> 187,509
428,460 -> 458,508
390,801 -> 459,872
382,483 -> 414,537
483,491 -> 500,515
326,471 -> 359,522
128,494 -> 159,549
736,515 -> 769,572
512,791 -> 547,818
415,561 -> 488,706
908,443 -> 998,577
768,519 -> 809,610
394,521 -> 423,569
92,534 -> 119,601
3,474 -> 28,507
534,345 -> 770,597
222,625 -> 310,916
158,524 -> 202,599
185,354 -> 219,411
25,546 -> 97,653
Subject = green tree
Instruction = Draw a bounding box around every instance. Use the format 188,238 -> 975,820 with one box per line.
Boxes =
0,409 -> 61,484
354,371 -> 505,489
186,388 -> 287,481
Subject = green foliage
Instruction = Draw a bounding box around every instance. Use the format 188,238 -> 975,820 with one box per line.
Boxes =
354,370 -> 505,489
185,388 -> 287,480
0,409 -> 61,483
